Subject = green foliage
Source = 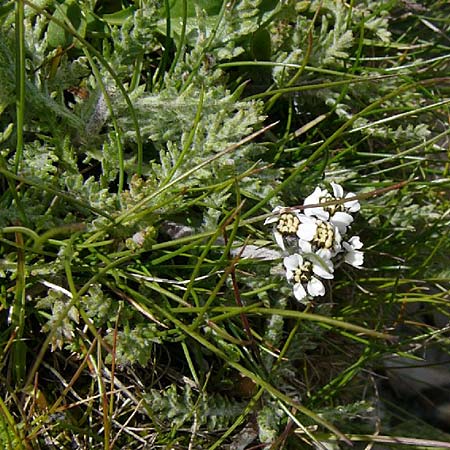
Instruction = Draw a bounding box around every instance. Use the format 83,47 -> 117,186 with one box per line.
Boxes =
257,400 -> 285,444
1,0 -> 450,448
110,323 -> 161,366
47,0 -> 86,48
143,384 -> 246,431
36,288 -> 79,351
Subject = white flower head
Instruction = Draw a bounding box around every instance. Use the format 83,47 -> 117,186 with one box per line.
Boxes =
297,215 -> 342,260
342,236 -> 364,268
265,206 -> 301,251
283,253 -> 334,302
330,183 -> 360,213
303,182 -> 360,234
303,187 -> 330,221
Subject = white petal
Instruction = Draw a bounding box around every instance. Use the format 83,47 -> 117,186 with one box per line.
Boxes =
331,182 -> 344,198
307,277 -> 325,297
283,254 -> 302,271
232,245 -> 281,261
332,224 -> 342,246
313,255 -> 334,280
313,265 -> 334,280
348,235 -> 363,250
305,206 -> 329,220
304,187 -> 323,205
297,222 -> 317,241
344,193 -> 360,212
303,188 -> 329,219
315,249 -> 334,270
274,231 -> 286,251
312,260 -> 334,279
264,206 -> 283,225
293,282 -> 308,301
298,239 -> 313,253
298,214 -> 316,225
345,250 -> 364,268
264,216 -> 277,225
331,212 -> 353,234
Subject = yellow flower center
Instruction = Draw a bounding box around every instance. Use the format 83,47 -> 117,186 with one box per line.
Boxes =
293,261 -> 312,283
320,194 -> 343,215
313,221 -> 335,249
276,213 -> 300,235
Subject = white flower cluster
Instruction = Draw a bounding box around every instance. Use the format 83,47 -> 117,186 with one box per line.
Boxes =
265,183 -> 363,303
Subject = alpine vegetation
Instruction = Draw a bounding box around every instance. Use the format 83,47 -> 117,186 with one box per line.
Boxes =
265,183 -> 363,303
2,0 -> 450,447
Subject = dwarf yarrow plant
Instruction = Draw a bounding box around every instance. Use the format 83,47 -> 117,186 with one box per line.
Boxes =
265,183 -> 363,303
